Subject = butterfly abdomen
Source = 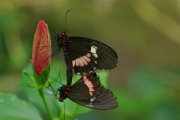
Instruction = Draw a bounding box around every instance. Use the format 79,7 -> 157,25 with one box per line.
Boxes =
59,32 -> 73,85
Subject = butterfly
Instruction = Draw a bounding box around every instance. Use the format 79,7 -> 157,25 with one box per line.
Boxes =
58,72 -> 118,110
56,32 -> 118,76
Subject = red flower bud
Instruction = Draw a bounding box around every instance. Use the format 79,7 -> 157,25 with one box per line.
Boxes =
32,20 -> 51,75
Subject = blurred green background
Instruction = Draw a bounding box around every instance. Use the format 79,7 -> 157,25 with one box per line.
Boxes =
1,0 -> 180,120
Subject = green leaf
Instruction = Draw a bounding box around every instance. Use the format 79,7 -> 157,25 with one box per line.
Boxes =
0,93 -> 42,120
23,70 -> 35,83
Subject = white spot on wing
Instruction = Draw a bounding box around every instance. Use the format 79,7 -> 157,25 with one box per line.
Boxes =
90,97 -> 96,102
90,45 -> 98,58
87,104 -> 93,107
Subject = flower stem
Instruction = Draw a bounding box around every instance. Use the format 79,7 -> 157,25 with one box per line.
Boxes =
38,88 -> 52,120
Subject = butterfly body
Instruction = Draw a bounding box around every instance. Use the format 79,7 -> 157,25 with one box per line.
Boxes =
59,85 -> 70,102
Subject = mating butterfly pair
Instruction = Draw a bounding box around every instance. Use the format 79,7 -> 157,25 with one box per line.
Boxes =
51,10 -> 118,110
53,31 -> 118,110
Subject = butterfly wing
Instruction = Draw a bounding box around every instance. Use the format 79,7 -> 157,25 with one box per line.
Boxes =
66,37 -> 118,75
67,73 -> 118,110
71,86 -> 118,110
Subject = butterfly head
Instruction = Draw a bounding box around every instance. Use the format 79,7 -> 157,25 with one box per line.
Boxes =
56,32 -> 67,45
60,32 -> 67,39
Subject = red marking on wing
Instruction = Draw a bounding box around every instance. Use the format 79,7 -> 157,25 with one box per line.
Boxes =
83,56 -> 90,62
72,53 -> 91,67
75,59 -> 80,66
81,57 -> 88,65
87,53 -> 91,57
83,75 -> 94,96
89,88 -> 95,91
79,58 -> 84,66
72,60 -> 75,67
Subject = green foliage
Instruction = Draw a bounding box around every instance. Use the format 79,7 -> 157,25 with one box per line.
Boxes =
0,93 -> 42,120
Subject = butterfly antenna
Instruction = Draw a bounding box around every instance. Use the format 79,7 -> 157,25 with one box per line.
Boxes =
48,70 -> 63,85
64,9 -> 70,33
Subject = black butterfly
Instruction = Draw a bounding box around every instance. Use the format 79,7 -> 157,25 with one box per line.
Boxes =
58,72 -> 118,110
56,32 -> 118,76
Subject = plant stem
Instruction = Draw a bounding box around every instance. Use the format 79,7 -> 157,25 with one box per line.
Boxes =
38,88 -> 52,120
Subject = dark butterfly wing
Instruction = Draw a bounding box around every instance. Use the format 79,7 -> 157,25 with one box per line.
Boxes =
68,37 -> 118,59
66,37 -> 118,75
71,86 -> 118,110
67,73 -> 118,110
